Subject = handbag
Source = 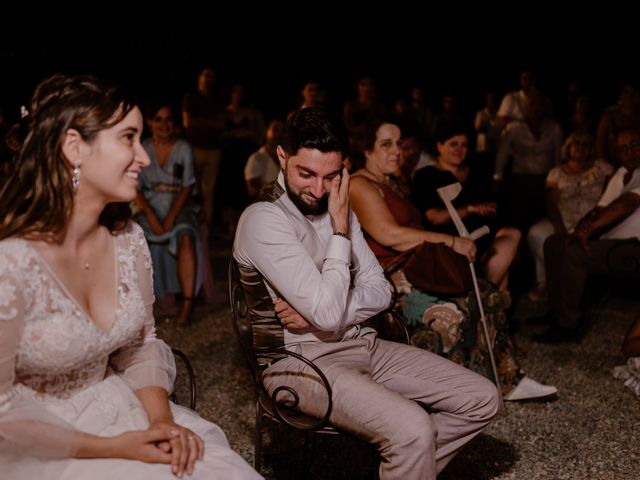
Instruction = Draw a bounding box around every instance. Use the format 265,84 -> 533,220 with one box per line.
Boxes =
388,241 -> 473,297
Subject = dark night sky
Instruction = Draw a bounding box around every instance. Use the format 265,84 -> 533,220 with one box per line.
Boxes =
1,5 -> 637,123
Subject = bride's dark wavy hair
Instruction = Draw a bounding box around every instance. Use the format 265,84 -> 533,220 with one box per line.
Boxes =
0,74 -> 135,240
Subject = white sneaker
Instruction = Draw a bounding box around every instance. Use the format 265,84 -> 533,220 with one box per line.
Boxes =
505,376 -> 558,401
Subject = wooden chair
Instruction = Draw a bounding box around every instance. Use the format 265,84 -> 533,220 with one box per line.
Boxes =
170,348 -> 198,411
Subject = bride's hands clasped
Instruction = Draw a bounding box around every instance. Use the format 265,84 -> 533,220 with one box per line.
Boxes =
149,419 -> 204,477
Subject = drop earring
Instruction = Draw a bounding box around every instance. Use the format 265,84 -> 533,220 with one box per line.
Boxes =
72,162 -> 81,192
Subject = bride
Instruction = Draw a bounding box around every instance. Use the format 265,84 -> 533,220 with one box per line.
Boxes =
0,74 -> 261,479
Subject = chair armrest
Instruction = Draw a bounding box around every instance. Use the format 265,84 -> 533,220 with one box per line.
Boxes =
170,348 -> 198,411
252,346 -> 333,431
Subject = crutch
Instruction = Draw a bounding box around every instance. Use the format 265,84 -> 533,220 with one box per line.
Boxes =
437,182 -> 503,403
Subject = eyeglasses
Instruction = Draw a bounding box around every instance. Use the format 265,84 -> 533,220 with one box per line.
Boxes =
617,141 -> 640,155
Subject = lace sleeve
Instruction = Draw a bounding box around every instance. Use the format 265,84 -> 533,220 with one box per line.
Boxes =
110,224 -> 176,393
0,246 -> 79,458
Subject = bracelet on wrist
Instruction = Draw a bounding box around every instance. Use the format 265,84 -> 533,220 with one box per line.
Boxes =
333,231 -> 350,240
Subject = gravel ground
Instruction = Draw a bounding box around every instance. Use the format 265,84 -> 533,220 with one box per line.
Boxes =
158,250 -> 640,480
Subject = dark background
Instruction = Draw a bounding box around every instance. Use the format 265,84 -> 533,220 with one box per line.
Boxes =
0,5 -> 637,123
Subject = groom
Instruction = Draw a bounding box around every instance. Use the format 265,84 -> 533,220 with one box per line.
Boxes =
233,107 -> 499,479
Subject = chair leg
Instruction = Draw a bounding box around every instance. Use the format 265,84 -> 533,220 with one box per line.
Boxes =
302,430 -> 316,477
255,403 -> 264,473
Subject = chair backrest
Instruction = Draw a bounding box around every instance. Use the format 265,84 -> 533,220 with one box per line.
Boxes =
227,257 -> 263,388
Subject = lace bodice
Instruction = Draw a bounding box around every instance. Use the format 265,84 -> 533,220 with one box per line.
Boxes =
0,222 -> 175,457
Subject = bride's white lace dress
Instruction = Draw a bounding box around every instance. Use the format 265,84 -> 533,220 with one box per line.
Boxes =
0,222 -> 261,479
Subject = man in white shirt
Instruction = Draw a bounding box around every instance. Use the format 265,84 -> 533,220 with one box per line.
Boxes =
244,119 -> 283,200
532,128 -> 640,343
494,90 -> 563,231
496,70 -> 551,130
233,108 -> 499,480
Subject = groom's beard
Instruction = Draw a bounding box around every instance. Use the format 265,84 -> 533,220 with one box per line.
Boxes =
283,170 -> 329,216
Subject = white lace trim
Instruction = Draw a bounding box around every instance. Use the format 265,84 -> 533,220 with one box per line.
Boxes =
0,256 -> 19,321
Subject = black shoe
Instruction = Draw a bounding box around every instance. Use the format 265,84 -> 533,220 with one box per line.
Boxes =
531,324 -> 580,344
526,311 -> 556,326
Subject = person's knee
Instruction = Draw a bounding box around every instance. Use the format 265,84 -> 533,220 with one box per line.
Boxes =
389,407 -> 436,453
527,224 -> 541,248
470,377 -> 501,421
505,228 -> 522,259
495,227 -> 521,255
506,226 -> 522,245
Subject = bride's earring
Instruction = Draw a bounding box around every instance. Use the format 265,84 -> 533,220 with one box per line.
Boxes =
72,162 -> 81,192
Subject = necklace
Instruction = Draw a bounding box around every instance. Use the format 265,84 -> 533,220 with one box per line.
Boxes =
363,167 -> 387,184
363,168 -> 408,197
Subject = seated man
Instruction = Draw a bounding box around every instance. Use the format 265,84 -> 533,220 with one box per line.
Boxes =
532,128 -> 640,343
233,108 -> 499,480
